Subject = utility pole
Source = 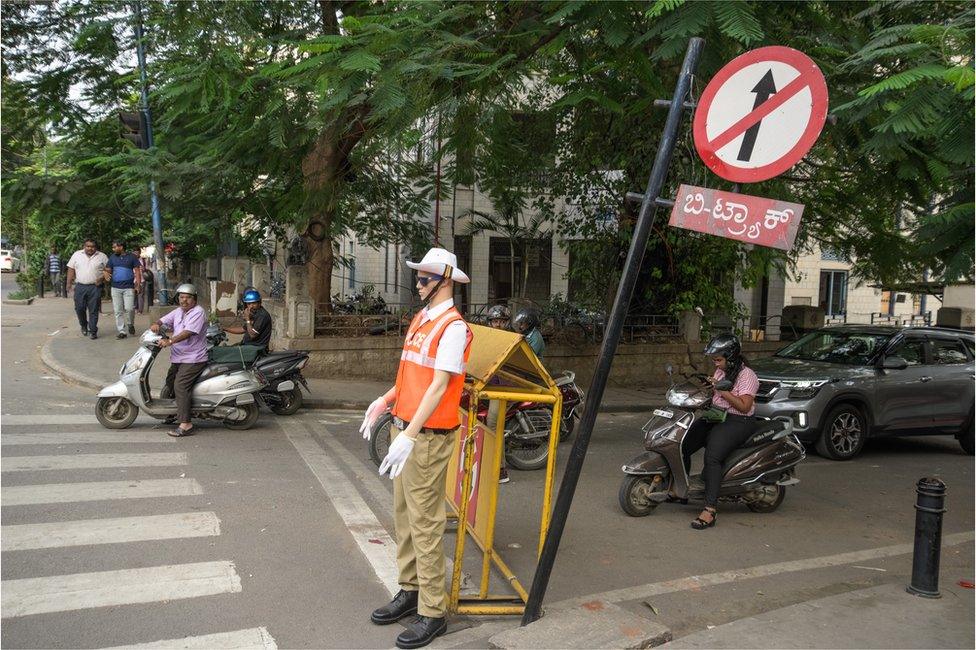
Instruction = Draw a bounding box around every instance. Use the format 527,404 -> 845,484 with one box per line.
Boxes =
521,37 -> 705,625
132,0 -> 168,305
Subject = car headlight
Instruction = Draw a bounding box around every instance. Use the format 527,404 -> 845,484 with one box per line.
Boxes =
783,379 -> 828,399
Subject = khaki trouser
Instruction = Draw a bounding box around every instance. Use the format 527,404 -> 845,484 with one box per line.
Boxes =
392,425 -> 456,618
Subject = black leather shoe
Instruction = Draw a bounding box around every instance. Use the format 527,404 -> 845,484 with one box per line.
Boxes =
128,324 -> 136,335
370,590 -> 418,625
90,332 -> 98,340
396,615 -> 446,649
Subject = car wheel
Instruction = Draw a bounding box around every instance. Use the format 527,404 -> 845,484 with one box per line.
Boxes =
958,410 -> 974,455
815,404 -> 868,460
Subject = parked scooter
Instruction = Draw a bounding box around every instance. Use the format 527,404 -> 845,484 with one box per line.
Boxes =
205,326 -> 310,415
95,329 -> 266,430
366,370 -> 584,471
618,366 -> 804,517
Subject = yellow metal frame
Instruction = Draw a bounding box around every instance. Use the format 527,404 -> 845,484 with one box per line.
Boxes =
447,324 -> 562,616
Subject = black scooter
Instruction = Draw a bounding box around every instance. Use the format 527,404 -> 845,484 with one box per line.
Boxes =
206,326 -> 310,415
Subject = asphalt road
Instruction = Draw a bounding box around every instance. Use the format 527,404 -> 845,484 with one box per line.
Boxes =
2,293 -> 973,648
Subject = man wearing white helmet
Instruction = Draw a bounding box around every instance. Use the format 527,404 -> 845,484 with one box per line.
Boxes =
150,283 -> 209,437
361,247 -> 472,649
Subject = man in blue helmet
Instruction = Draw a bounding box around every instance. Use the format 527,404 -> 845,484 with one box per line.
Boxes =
223,288 -> 273,352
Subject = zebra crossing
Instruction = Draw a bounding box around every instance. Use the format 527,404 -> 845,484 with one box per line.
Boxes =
1,415 -> 277,649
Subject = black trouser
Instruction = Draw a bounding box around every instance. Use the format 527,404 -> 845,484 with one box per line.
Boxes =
682,415 -> 757,508
73,283 -> 100,334
164,362 -> 207,424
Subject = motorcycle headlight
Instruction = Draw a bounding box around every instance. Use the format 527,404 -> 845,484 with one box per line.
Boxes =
784,379 -> 828,399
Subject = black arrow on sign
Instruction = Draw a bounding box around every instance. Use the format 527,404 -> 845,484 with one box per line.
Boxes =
736,69 -> 777,162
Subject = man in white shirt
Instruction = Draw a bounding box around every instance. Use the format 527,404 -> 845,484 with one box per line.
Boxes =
66,238 -> 108,340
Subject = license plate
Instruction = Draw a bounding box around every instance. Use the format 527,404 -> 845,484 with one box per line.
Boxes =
653,409 -> 674,419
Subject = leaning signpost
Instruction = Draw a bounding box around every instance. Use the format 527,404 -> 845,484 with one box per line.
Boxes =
522,39 -> 829,625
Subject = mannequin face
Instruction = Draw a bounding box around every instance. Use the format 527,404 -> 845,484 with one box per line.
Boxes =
416,271 -> 439,301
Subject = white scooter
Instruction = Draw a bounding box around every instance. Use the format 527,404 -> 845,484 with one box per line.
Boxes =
95,329 -> 266,430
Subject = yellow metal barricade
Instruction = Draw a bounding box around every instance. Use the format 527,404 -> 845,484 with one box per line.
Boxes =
445,324 -> 562,616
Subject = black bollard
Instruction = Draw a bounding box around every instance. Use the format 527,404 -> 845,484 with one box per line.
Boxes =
907,477 -> 947,598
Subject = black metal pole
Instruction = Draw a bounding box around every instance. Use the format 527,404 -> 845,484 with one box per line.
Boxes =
521,37 -> 705,625
907,476 -> 947,598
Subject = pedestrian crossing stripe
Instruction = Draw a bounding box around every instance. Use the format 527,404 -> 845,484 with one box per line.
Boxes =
1,479 -> 203,506
2,452 -> 187,472
2,512 -> 220,551
1,561 -> 242,618
102,627 -> 277,650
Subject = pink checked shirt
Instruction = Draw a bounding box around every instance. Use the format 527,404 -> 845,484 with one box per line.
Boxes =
711,366 -> 760,416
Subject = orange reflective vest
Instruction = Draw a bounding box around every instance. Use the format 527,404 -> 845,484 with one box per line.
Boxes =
392,307 -> 471,429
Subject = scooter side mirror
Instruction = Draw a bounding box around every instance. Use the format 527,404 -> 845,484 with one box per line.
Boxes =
665,364 -> 673,376
713,379 -> 733,391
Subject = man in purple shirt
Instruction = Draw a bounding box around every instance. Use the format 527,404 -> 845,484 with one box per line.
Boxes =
150,284 -> 208,437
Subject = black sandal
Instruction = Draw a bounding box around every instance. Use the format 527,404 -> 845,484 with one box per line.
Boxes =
690,508 -> 716,530
168,425 -> 195,438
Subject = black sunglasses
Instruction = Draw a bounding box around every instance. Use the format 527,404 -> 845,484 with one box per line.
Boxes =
416,274 -> 444,287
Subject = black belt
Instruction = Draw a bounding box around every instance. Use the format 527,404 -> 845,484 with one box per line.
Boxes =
392,416 -> 454,435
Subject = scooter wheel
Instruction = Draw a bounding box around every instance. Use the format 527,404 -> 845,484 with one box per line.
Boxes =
96,397 -> 139,429
745,485 -> 786,513
224,402 -> 260,430
368,413 -> 394,467
618,475 -> 661,517
269,387 -> 303,416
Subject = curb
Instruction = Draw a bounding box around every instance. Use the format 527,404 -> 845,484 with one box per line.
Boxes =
3,297 -> 34,305
40,338 -> 103,393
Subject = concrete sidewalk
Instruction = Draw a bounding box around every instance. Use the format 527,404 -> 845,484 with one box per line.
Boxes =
34,296 -> 661,412
661,581 -> 975,649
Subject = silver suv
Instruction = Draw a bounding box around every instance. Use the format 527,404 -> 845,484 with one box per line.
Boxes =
751,326 -> 975,460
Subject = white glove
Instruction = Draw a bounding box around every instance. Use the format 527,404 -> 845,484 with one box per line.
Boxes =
379,433 -> 415,479
360,396 -> 389,440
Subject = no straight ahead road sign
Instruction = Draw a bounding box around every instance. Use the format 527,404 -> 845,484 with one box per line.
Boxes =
693,46 -> 828,183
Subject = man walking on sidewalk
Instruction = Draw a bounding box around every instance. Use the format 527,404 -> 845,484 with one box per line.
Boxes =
361,248 -> 472,649
150,283 -> 208,438
104,240 -> 142,339
47,246 -> 63,297
66,238 -> 108,340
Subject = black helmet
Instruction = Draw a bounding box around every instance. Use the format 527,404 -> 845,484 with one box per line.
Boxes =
704,333 -> 742,363
512,308 -> 540,334
486,304 -> 511,322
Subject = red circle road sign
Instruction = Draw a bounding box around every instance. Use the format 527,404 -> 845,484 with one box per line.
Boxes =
693,46 -> 828,183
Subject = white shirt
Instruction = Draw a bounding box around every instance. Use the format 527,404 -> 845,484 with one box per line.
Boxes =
67,249 -> 108,284
419,298 -> 469,375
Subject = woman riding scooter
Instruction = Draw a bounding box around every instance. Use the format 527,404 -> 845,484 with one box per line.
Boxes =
683,333 -> 760,530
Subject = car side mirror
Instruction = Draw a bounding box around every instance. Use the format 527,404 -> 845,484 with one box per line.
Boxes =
881,356 -> 908,370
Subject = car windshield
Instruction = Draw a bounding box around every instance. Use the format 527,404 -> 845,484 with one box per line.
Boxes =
776,331 -> 891,365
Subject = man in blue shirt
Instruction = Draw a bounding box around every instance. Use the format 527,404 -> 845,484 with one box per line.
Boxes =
104,240 -> 143,339
47,246 -> 63,297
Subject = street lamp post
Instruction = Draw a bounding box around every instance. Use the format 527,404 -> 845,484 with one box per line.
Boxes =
132,0 -> 168,305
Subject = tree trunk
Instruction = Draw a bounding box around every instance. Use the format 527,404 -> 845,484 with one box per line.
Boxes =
300,105 -> 369,311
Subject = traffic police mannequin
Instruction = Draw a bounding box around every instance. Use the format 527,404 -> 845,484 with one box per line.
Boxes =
360,247 -> 471,649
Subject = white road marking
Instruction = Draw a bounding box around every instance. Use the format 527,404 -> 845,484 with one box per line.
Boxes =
557,531 -> 975,608
2,414 -> 101,425
282,419 -> 399,596
2,452 -> 187,472
2,512 -> 220,551
2,431 -> 176,445
1,561 -> 242,618
103,627 -> 277,650
2,479 -> 203,506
